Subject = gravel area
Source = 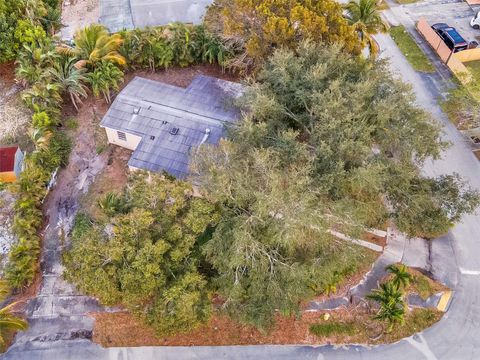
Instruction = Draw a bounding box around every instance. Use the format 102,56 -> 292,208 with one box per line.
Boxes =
61,0 -> 100,40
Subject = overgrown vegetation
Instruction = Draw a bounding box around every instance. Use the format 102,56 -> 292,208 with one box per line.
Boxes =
0,0 -> 61,63
308,308 -> 441,343
390,25 -> 435,73
204,0 -> 363,72
4,14 -> 229,292
0,280 -> 28,351
1,0 -> 474,343
191,42 -> 478,330
64,173 -> 219,335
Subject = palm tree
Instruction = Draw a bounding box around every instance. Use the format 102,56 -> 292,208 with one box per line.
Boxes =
344,0 -> 388,57
386,264 -> 413,290
49,56 -> 88,112
367,281 -> 406,332
0,280 -> 28,348
87,61 -> 124,103
61,24 -> 126,68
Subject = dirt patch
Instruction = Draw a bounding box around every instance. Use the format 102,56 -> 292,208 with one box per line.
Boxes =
93,310 -> 339,347
92,305 -> 443,347
61,0 -> 100,39
125,64 -> 240,89
362,231 -> 387,248
79,147 -> 131,221
0,62 -> 16,92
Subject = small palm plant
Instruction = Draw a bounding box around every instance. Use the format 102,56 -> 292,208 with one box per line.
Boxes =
87,61 -> 124,103
386,263 -> 413,290
0,280 -> 28,349
61,24 -> 126,69
98,192 -> 127,216
367,281 -> 406,332
49,56 -> 88,112
344,0 -> 389,57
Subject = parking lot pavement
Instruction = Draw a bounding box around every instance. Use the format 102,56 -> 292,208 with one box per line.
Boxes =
399,0 -> 480,43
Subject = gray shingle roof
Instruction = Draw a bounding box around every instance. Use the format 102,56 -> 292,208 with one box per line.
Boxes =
100,75 -> 243,179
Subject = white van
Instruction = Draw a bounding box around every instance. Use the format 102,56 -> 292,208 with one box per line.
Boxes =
471,11 -> 480,29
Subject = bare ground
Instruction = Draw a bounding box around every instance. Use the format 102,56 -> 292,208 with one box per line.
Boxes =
61,0 -> 100,39
92,306 -> 443,347
124,64 -> 240,88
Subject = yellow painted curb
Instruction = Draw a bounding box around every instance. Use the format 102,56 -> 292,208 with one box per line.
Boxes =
437,290 -> 453,312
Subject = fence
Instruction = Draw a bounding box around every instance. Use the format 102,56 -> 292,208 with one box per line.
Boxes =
416,17 -> 472,84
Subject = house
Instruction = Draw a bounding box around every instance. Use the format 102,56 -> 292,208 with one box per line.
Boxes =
100,0 -> 213,33
100,75 -> 243,179
0,146 -> 24,183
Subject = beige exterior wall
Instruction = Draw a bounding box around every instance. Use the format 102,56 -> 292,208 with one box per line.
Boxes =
447,56 -> 472,84
453,48 -> 480,63
104,127 -> 143,151
128,165 -> 141,172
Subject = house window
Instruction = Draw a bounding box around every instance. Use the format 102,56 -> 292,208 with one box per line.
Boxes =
117,131 -> 127,141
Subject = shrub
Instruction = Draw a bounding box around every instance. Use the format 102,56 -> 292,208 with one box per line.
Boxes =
119,24 -> 228,71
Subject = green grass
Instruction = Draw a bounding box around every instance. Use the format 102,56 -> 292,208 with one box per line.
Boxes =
465,60 -> 480,81
390,25 -> 436,73
309,321 -> 356,337
64,118 -> 79,130
411,275 -> 432,300
382,308 -> 442,342
396,0 -> 418,4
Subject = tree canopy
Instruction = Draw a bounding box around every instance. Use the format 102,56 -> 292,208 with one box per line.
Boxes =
0,0 -> 60,63
64,173 -> 219,335
204,0 -> 362,71
190,42 -> 479,328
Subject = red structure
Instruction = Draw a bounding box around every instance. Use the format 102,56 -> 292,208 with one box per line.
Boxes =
0,145 -> 23,183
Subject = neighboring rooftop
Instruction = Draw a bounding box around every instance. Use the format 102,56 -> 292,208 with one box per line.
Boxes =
100,0 -> 213,33
0,146 -> 18,173
100,75 -> 243,179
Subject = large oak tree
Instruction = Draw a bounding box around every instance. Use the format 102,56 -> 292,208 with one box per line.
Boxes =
191,42 -> 479,328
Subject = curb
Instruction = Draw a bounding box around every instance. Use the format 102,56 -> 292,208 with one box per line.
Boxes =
437,290 -> 453,312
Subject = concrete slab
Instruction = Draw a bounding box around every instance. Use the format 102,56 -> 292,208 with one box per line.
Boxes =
100,0 -> 213,32
401,236 -> 429,269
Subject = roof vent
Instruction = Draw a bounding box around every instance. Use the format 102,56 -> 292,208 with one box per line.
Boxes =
150,135 -> 155,141
162,120 -> 168,125
133,107 -> 140,114
170,127 -> 179,135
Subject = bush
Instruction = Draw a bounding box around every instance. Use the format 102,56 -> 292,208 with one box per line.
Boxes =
6,114 -> 71,290
119,24 -> 228,71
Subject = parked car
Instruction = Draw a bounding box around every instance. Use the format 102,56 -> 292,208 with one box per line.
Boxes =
431,23 -> 468,52
471,11 -> 480,29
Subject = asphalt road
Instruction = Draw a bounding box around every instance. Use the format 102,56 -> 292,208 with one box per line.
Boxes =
4,33 -> 480,360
